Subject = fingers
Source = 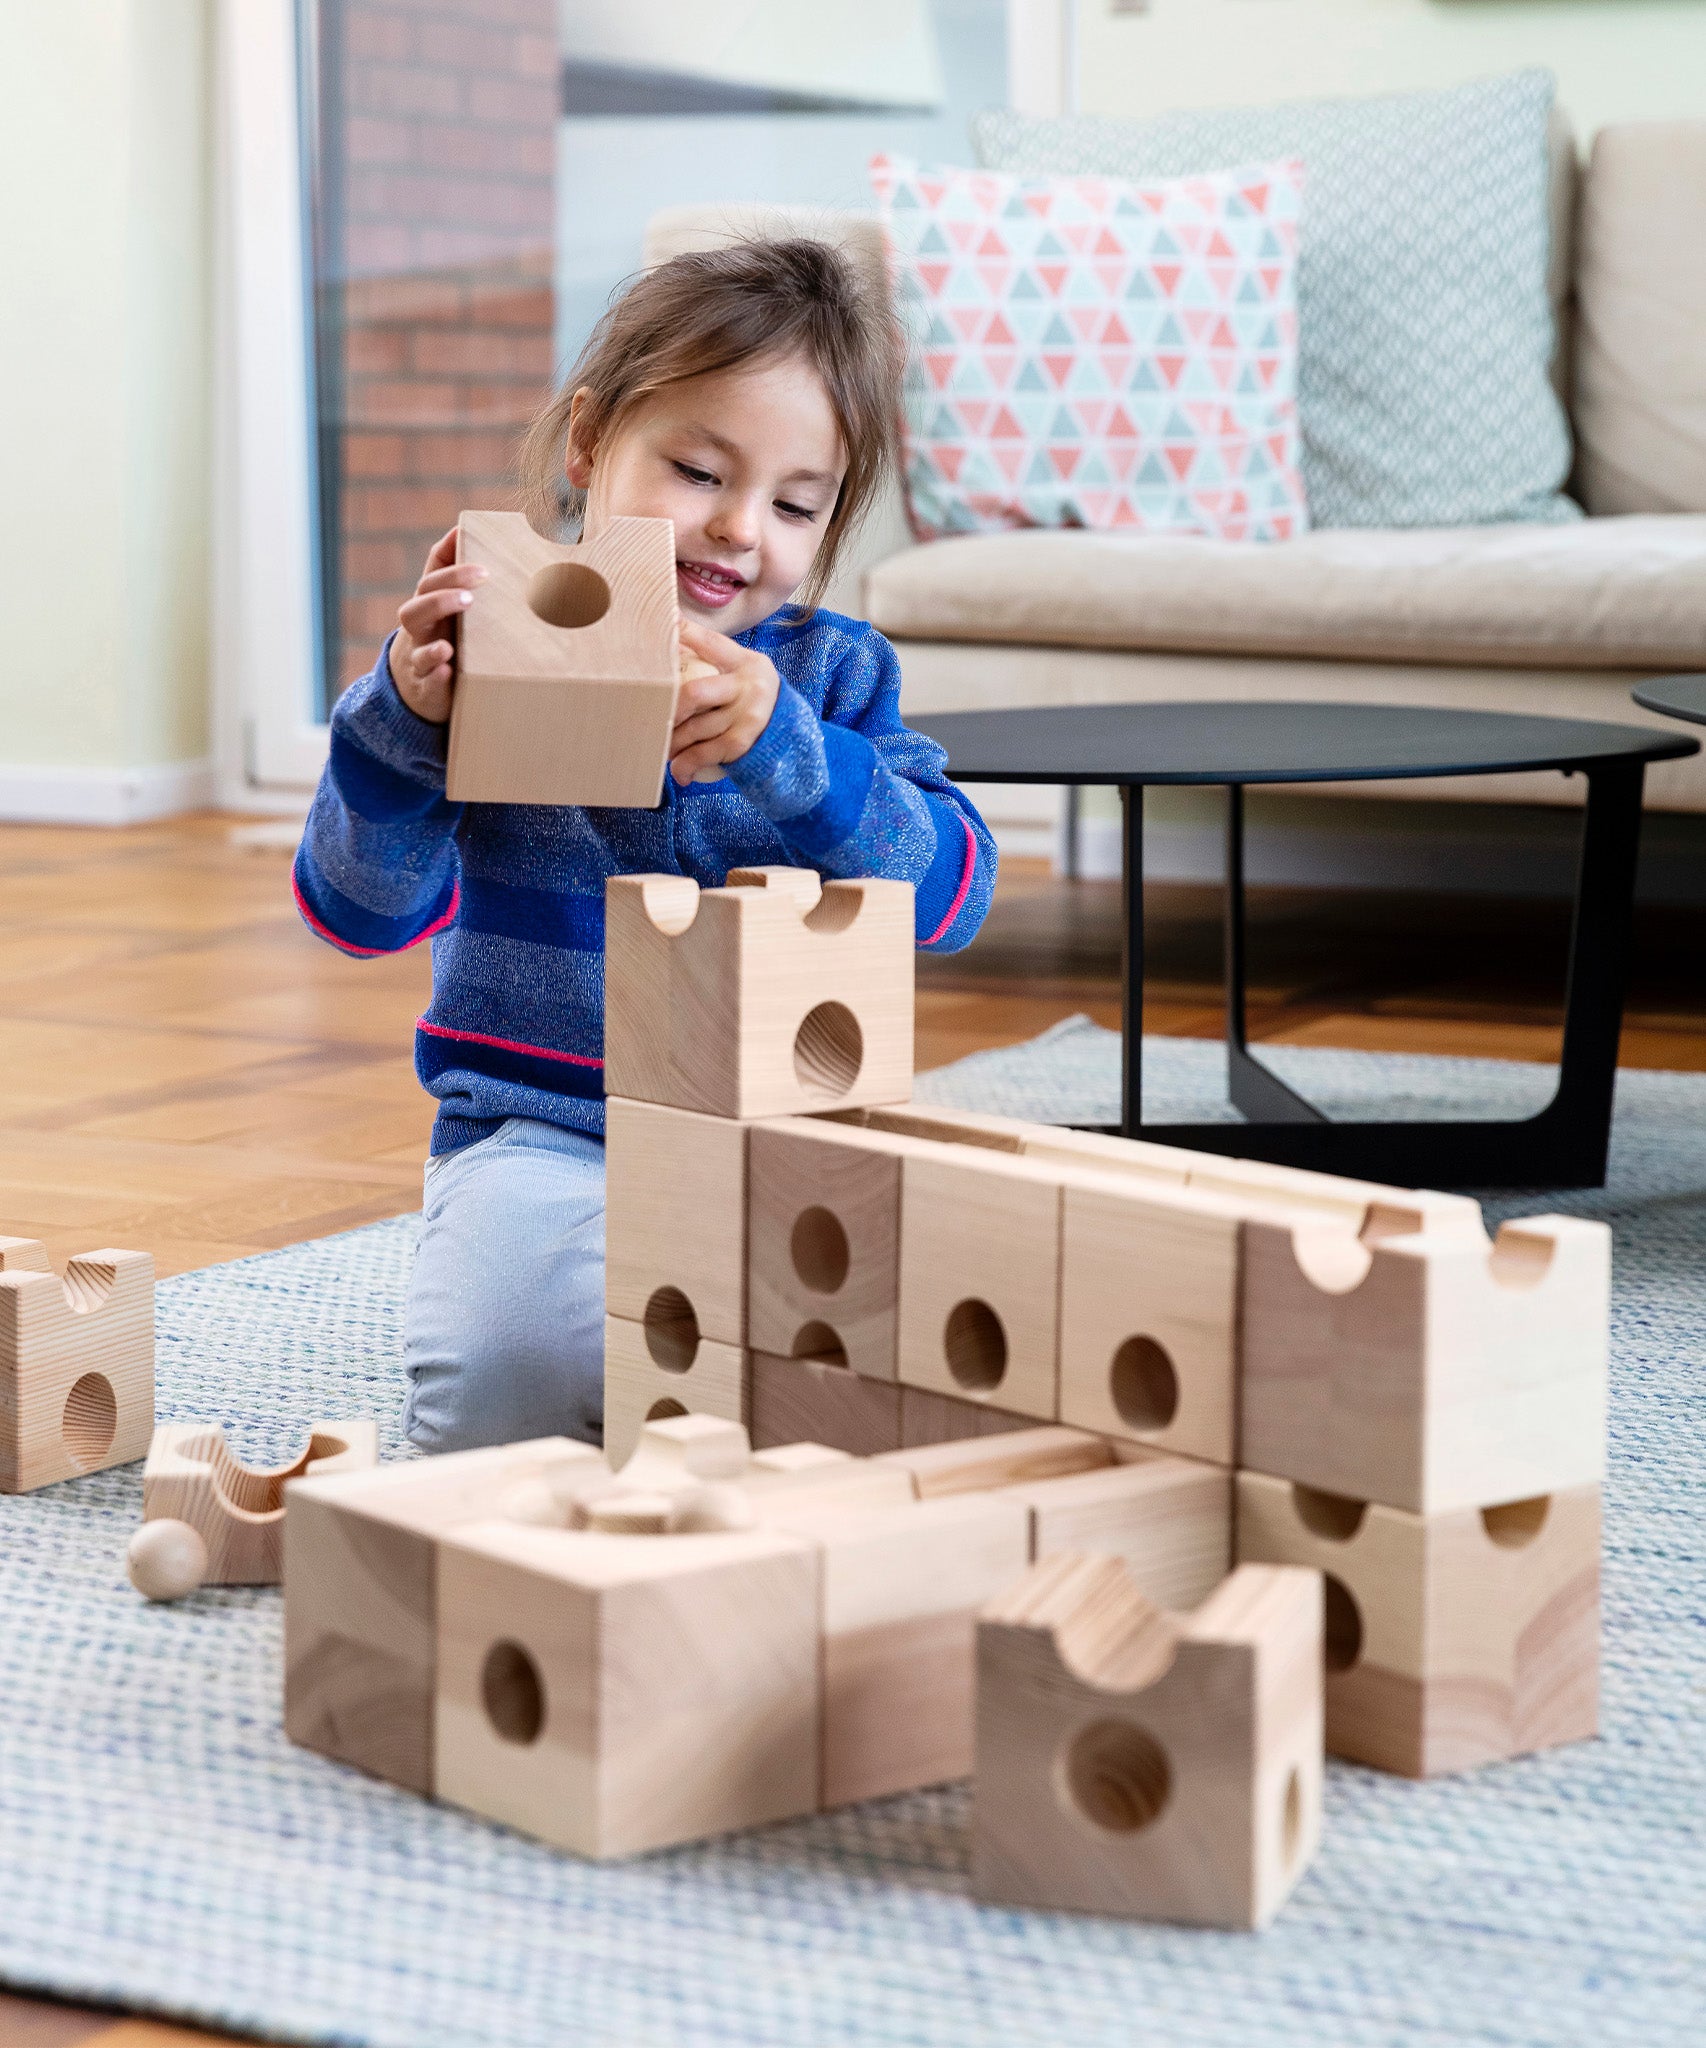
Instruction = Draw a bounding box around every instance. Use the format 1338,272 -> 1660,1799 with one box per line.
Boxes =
398,584 -> 476,644
678,617 -> 745,671
418,563 -> 487,597
671,739 -> 730,785
423,527 -> 460,574
673,670 -> 739,726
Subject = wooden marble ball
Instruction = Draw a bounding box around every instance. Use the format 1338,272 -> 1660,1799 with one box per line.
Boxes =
128,1518 -> 209,1602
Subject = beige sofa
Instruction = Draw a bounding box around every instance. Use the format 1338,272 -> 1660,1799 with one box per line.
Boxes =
646,117 -> 1706,828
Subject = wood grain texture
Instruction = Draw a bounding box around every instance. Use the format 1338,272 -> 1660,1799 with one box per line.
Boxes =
974,1556 -> 1322,1929
874,1424 -> 1112,1501
1010,1449 -> 1233,1612
601,1314 -> 748,1468
448,511 -> 679,808
748,1351 -> 903,1458
604,1097 -> 748,1346
0,1247 -> 153,1492
898,1384 -> 1033,1447
604,868 -> 914,1119
1240,1214 -> 1611,1514
1235,1470 -> 1601,1776
142,1419 -> 376,1584
434,1520 -> 820,1858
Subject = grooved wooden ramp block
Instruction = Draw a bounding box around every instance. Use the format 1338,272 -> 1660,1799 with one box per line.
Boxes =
604,867 -> 914,1119
1236,1470 -> 1601,1777
899,1384 -> 1032,1447
284,1438 -> 599,1796
1240,1214 -> 1611,1514
875,1424 -> 1111,1501
435,1520 -> 820,1858
896,1149 -> 1062,1422
605,1097 -> 748,1349
448,510 -> 679,808
974,1556 -> 1323,1929
769,1492 -> 1032,1807
1009,1450 -> 1233,1612
0,1246 -> 154,1494
602,1315 -> 747,1470
749,1351 -> 903,1457
144,1420 -> 377,1584
745,1443 -> 920,1515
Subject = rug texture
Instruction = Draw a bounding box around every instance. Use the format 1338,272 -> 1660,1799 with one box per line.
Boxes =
1,1023 -> 1703,2048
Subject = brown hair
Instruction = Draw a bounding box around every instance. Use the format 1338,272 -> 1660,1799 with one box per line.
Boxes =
518,236 -> 902,610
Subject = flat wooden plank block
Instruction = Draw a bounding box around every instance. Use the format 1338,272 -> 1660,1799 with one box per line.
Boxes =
1,1247 -> 154,1493
1009,1450 -> 1233,1611
604,1098 -> 748,1347
875,1424 -> 1111,1500
748,1351 -> 903,1458
602,1315 -> 747,1469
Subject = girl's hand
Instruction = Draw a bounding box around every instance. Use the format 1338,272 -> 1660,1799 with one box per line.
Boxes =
387,528 -> 488,724
670,619 -> 781,785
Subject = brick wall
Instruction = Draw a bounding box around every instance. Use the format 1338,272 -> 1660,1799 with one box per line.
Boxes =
318,0 -> 558,696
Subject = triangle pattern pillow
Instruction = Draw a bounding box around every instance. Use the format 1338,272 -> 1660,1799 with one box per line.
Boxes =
871,153 -> 1308,543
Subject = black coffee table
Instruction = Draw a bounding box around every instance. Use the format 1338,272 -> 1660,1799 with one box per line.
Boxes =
1633,674 -> 1706,727
912,700 -> 1697,1187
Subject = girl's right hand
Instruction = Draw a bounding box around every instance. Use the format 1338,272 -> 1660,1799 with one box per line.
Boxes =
387,527 -> 488,724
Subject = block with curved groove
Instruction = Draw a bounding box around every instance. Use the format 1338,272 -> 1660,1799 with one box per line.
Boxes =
604,867 -> 914,1119
447,510 -> 680,807
1240,1214 -> 1610,1513
143,1419 -> 379,1584
974,1555 -> 1323,1929
605,1097 -> 748,1348
602,1314 -> 748,1469
1,1245 -> 154,1493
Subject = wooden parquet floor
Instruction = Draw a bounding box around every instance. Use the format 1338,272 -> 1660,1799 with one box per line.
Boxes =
2,812 -> 1703,2047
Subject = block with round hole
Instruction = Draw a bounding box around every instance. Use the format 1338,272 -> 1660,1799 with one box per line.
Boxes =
974,1554 -> 1323,1929
603,866 -> 914,1120
434,1517 -> 820,1858
143,1419 -> 377,1584
605,1097 -> 749,1348
602,1313 -> 748,1469
1240,1213 -> 1611,1514
0,1244 -> 154,1493
1234,1469 -> 1600,1777
446,510 -> 681,807
895,1146 -> 1061,1421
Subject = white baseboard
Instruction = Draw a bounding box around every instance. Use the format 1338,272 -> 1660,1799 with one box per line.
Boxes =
0,758 -> 217,826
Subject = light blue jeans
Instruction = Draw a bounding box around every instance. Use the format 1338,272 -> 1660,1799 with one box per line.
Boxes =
403,1118 -> 607,1454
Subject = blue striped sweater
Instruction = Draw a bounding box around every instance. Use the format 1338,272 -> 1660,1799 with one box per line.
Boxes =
294,605 -> 998,1154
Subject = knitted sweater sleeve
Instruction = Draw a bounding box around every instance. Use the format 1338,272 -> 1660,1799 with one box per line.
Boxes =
292,636 -> 463,957
721,622 -> 997,953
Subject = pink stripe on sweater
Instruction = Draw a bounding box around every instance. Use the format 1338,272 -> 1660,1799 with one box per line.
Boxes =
292,873 -> 460,957
415,1017 -> 604,1069
923,813 -> 978,947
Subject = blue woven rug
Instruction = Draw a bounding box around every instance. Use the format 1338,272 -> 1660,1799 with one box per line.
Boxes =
2,1025 -> 1703,2047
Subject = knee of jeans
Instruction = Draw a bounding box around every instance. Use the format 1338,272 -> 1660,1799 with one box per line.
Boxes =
404,1315 -> 604,1456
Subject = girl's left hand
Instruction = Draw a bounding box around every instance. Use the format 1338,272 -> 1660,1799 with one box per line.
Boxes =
669,620 -> 781,785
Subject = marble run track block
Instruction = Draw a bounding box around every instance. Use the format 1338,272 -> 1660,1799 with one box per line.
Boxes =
434,1519 -> 820,1858
748,1351 -> 903,1459
614,1410 -> 752,1491
602,1315 -> 748,1470
875,1424 -> 1112,1501
447,510 -> 680,808
0,1245 -> 154,1494
974,1556 -> 1323,1929
285,1438 -> 601,1795
1009,1448 -> 1234,1612
1235,1470 -> 1600,1776
898,1384 -> 1033,1448
744,1442 -> 919,1515
143,1420 -> 378,1585
895,1148 -> 1062,1422
604,866 -> 914,1120
768,1491 -> 1031,1807
1240,1213 -> 1611,1514
605,1097 -> 748,1350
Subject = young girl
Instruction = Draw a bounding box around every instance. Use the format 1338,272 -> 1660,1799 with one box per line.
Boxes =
294,237 -> 998,1454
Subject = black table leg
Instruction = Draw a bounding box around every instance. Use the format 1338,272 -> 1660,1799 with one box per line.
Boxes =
1223,783 -> 1325,1127
1120,784 -> 1142,1134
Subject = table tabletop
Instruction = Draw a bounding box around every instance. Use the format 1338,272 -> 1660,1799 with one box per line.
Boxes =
911,700 -> 1698,786
1632,674 -> 1706,729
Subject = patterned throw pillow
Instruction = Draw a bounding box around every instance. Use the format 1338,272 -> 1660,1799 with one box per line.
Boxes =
870,154 -> 1308,543
973,69 -> 1577,531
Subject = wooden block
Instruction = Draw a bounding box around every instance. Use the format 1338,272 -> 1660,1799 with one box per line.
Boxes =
615,1410 -> 751,1489
434,1519 -> 820,1857
284,1437 -> 600,1795
1008,1450 -> 1233,1612
748,1351 -> 903,1458
605,1097 -> 748,1348
142,1419 -> 378,1584
974,1556 -> 1323,1929
747,1117 -> 917,1379
447,510 -> 679,808
898,1384 -> 1033,1447
1235,1469 -> 1600,1776
604,866 -> 914,1119
1240,1214 -> 1611,1513
601,1315 -> 748,1469
874,1424 -> 1112,1501
0,1246 -> 154,1493
766,1491 -> 1032,1806
896,1148 -> 1062,1421
745,1445 -> 919,1515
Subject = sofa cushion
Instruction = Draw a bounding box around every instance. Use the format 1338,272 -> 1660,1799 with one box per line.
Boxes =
865,519 -> 1706,671
974,71 -> 1577,533
1573,122 -> 1706,517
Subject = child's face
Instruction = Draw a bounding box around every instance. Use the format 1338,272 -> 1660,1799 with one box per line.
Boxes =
567,354 -> 846,636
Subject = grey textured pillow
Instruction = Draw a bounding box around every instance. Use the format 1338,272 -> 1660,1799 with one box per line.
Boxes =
974,70 -> 1579,530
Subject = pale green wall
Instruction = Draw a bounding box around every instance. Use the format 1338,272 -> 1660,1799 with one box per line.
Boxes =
1,0 -> 211,772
